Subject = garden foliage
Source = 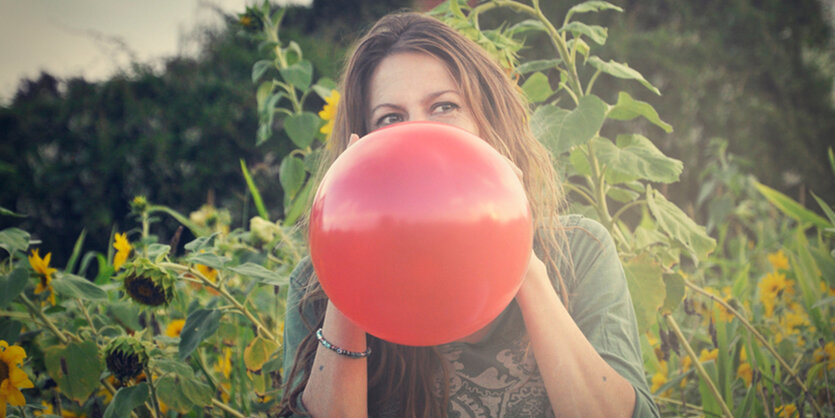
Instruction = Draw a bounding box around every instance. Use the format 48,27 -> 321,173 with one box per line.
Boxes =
0,1 -> 832,416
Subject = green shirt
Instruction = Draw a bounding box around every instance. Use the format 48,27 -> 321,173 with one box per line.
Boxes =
282,215 -> 659,417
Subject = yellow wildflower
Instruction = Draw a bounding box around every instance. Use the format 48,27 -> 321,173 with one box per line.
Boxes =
113,232 -> 132,271
737,347 -> 752,386
215,347 -> 232,379
28,249 -> 57,306
767,250 -> 790,271
650,360 -> 671,396
820,281 -> 835,297
775,403 -> 797,418
318,90 -> 340,136
758,272 -> 788,317
165,319 -> 186,338
35,400 -> 80,417
0,340 -> 35,417
813,341 -> 835,371
699,348 -> 718,363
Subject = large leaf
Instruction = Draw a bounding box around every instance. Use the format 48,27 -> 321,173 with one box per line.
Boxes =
565,0 -> 623,23
593,135 -> 683,184
244,336 -> 280,373
251,59 -> 273,83
279,60 -> 313,91
753,181 -> 830,229
0,268 -> 28,309
661,272 -> 686,314
587,56 -> 660,95
531,94 -> 607,155
51,273 -> 107,301
230,262 -> 287,286
607,91 -> 673,133
284,111 -> 320,149
0,227 -> 29,256
520,72 -> 553,103
44,340 -> 104,403
103,383 -> 149,418
185,252 -> 230,270
280,155 -> 307,200
622,253 -> 666,333
646,186 -> 716,263
560,21 -> 607,45
514,59 -> 561,75
178,308 -> 223,359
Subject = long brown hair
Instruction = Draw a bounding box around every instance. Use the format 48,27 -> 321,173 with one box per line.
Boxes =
279,12 -> 569,417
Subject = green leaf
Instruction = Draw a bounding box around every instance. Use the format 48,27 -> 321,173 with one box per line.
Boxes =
587,56 -> 660,95
565,0 -> 623,22
65,229 -> 87,275
109,301 -> 142,332
244,336 -> 280,372
178,308 -> 223,359
229,262 -> 287,286
810,191 -> 835,225
569,147 -> 592,176
280,155 -> 307,200
531,94 -> 607,155
594,135 -> 683,184
0,319 -> 22,344
185,252 -> 230,270
279,59 -> 313,91
152,358 -> 195,377
646,186 -> 716,263
623,253 -> 666,333
753,181 -> 830,229
0,227 -> 29,256
0,268 -> 28,308
0,206 -> 26,217
241,159 -> 269,220
560,21 -> 607,45
284,111 -> 320,148
608,91 -> 673,133
180,375 -> 212,407
51,273 -> 107,300
507,19 -> 546,36
155,375 -> 193,413
184,233 -> 218,253
520,72 -> 553,103
256,81 -> 275,114
607,186 -> 640,203
103,383 -> 149,418
284,178 -> 314,226
44,340 -> 104,403
312,77 -> 337,100
251,59 -> 273,84
661,272 -> 685,314
514,59 -> 561,75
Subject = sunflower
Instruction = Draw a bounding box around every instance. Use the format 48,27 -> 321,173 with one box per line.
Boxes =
0,340 -> 34,417
318,89 -> 340,137
28,249 -> 57,306
118,258 -> 176,307
105,336 -> 149,383
113,232 -> 133,271
165,319 -> 186,338
767,250 -> 790,271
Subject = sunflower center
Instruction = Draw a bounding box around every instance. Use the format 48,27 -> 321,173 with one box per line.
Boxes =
0,359 -> 9,382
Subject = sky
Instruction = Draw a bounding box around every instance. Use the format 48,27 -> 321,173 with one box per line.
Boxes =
0,0 -> 310,104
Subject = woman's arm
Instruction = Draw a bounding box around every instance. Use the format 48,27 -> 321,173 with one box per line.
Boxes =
301,301 -> 369,417
516,253 -> 636,417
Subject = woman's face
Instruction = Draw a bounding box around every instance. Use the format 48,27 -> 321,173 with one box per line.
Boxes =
366,52 -> 479,136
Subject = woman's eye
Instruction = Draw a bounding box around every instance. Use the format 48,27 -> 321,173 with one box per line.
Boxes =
432,102 -> 459,114
376,114 -> 403,127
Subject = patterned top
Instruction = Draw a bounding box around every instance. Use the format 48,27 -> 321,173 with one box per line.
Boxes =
282,215 -> 659,417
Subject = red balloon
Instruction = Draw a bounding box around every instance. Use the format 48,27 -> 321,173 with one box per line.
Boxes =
309,121 -> 532,346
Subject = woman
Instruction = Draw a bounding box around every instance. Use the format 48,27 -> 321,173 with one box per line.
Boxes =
278,12 -> 658,418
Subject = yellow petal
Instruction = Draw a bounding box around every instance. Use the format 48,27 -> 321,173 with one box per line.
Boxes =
3,344 -> 26,364
10,368 -> 34,389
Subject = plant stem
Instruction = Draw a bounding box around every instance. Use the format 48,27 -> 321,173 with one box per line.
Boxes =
19,294 -> 69,344
664,314 -> 734,418
76,299 -> 98,337
684,280 -> 823,416
159,263 -> 278,343
145,366 -> 163,418
212,398 -> 246,418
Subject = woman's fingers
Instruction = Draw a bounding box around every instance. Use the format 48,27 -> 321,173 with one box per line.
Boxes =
348,133 -> 360,147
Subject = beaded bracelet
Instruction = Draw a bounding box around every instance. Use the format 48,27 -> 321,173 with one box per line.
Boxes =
316,328 -> 372,358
